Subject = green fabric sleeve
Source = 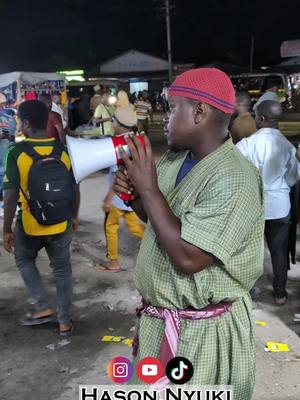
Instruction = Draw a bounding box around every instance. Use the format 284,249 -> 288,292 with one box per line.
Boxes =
3,144 -> 20,190
181,170 -> 263,265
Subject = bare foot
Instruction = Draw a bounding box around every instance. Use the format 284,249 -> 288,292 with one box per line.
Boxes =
32,308 -> 55,319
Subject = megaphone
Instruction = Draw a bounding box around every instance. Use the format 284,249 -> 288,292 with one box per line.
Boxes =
66,134 -> 145,201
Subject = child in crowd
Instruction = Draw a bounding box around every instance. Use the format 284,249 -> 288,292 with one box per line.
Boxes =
96,107 -> 145,272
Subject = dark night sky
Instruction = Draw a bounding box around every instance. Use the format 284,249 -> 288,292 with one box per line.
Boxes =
1,0 -> 300,73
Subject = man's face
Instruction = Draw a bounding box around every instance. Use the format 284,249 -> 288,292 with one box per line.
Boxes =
17,116 -> 30,137
52,94 -> 61,105
234,100 -> 244,115
102,94 -> 109,105
166,96 -> 199,152
268,85 -> 278,93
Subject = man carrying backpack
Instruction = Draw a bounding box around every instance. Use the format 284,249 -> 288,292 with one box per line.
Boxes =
3,100 -> 80,335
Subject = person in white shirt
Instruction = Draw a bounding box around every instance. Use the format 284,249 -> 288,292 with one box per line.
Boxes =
52,92 -> 67,128
237,100 -> 300,305
253,79 -> 280,110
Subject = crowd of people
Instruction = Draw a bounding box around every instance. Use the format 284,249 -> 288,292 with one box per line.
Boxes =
1,67 -> 300,397
69,86 -> 154,134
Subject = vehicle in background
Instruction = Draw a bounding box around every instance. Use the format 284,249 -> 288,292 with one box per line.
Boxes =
231,73 -> 294,111
231,72 -> 300,142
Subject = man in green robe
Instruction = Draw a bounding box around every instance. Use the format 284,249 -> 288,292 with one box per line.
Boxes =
113,68 -> 264,399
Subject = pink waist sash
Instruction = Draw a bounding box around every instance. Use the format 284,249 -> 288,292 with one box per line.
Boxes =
133,300 -> 232,368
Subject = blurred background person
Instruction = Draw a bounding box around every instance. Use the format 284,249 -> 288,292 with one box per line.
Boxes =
116,90 -> 135,111
39,93 -> 65,143
90,85 -> 103,114
134,90 -> 153,134
93,91 -> 115,137
96,107 -> 145,272
237,100 -> 300,305
230,91 -> 256,144
52,92 -> 67,128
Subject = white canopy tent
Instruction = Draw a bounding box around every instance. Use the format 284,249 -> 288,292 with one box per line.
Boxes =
0,71 -> 65,89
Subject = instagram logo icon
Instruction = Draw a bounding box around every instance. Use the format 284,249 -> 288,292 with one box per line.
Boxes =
107,357 -> 133,384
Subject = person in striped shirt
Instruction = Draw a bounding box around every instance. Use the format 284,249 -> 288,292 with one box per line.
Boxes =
134,91 -> 153,134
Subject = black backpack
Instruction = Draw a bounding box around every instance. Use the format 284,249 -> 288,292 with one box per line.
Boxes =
19,141 -> 74,226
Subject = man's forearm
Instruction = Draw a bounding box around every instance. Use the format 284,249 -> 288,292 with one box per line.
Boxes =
140,188 -> 213,274
3,190 -> 18,233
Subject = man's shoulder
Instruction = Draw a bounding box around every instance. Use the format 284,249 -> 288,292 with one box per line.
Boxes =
50,110 -> 62,122
95,103 -> 104,111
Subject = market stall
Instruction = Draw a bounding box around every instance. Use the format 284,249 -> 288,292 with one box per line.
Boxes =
0,71 -> 67,108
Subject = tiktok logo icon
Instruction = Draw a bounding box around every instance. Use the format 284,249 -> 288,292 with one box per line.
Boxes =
166,357 -> 194,384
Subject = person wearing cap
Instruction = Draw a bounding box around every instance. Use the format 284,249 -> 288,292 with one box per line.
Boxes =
113,68 -> 264,397
116,90 -> 135,111
96,107 -> 145,272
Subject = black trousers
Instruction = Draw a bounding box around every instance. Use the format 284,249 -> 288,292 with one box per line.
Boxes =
265,214 -> 290,298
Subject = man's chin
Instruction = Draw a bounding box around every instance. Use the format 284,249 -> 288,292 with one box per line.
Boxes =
168,142 -> 181,153
167,136 -> 182,152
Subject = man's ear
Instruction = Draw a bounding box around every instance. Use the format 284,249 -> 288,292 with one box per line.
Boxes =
192,102 -> 208,124
23,119 -> 31,130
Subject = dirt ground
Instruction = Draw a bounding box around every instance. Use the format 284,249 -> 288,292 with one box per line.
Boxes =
1,129 -> 300,400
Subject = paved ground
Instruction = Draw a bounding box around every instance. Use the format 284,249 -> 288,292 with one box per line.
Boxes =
1,129 -> 300,400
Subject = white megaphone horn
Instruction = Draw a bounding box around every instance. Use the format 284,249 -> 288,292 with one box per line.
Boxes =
66,134 -> 145,200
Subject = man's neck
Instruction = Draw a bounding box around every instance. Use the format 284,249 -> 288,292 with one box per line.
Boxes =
261,123 -> 279,130
27,130 -> 48,139
191,130 -> 229,161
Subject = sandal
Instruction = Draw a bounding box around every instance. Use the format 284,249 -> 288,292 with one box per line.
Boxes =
22,312 -> 54,326
95,263 -> 121,273
59,321 -> 74,337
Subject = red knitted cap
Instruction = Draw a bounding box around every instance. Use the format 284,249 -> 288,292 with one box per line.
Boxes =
169,68 -> 235,114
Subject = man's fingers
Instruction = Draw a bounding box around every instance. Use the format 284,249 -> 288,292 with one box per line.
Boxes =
124,136 -> 139,162
115,174 -> 132,190
120,145 -> 134,170
113,183 -> 132,195
132,134 -> 146,158
115,169 -> 129,182
142,133 -> 153,159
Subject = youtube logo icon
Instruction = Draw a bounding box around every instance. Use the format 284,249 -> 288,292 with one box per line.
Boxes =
136,357 -> 164,384
142,365 -> 158,376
